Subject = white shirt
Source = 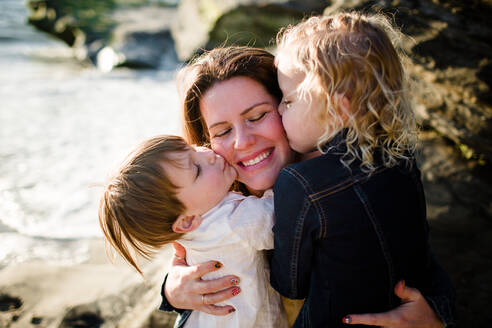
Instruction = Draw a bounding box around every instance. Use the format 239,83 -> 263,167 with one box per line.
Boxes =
178,191 -> 287,328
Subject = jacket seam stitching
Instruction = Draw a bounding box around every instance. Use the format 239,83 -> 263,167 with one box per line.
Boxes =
289,197 -> 311,298
353,184 -> 396,306
309,167 -> 388,201
282,168 -> 313,299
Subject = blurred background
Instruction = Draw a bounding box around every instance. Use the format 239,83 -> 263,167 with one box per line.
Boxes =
0,0 -> 491,327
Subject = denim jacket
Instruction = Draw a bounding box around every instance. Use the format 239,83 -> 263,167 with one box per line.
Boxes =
269,141 -> 455,327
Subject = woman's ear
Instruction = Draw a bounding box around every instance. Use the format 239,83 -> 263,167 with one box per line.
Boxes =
172,215 -> 203,233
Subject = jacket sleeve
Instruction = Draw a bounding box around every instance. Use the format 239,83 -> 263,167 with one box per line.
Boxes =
269,168 -> 317,299
423,249 -> 456,327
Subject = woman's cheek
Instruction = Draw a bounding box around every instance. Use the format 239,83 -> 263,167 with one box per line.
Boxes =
211,139 -> 233,165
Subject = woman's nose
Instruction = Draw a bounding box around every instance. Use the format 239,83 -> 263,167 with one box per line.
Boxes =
234,127 -> 255,150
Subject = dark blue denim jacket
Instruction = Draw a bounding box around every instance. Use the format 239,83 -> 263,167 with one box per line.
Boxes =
269,141 -> 455,327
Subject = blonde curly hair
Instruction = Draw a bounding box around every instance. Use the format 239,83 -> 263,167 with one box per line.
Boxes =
276,12 -> 417,172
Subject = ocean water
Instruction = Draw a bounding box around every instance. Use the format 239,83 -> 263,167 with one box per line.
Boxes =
0,0 -> 181,268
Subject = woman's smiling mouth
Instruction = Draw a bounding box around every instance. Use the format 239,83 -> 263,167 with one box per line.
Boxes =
238,149 -> 273,168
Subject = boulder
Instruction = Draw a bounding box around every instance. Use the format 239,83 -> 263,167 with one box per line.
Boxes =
171,0 -> 327,61
95,6 -> 178,71
27,0 -> 179,70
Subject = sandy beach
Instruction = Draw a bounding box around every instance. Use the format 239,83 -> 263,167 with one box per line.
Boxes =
0,240 -> 177,327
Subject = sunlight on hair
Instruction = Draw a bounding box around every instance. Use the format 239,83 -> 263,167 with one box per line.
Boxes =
277,12 -> 418,172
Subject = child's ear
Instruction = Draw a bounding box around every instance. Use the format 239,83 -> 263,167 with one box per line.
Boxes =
335,93 -> 351,123
172,215 -> 202,233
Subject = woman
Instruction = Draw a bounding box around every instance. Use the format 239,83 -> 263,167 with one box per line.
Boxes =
160,46 -> 455,327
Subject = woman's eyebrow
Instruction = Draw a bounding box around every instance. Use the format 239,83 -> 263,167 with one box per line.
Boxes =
208,102 -> 272,129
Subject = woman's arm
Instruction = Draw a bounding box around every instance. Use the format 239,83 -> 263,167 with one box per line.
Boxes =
159,242 -> 241,315
343,281 -> 445,328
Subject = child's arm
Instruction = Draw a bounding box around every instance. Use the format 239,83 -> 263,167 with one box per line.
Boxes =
269,169 -> 316,299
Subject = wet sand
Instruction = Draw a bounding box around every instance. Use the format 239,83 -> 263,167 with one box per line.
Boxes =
0,239 -> 177,327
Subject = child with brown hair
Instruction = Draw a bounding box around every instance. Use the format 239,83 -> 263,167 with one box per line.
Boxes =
99,135 -> 287,328
269,12 -> 454,327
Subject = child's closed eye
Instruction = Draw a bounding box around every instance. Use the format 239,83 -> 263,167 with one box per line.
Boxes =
195,163 -> 201,179
279,99 -> 292,115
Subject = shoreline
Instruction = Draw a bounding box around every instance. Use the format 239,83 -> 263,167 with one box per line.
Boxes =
0,239 -> 177,327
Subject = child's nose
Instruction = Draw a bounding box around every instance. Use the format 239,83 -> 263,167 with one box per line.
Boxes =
205,150 -> 217,164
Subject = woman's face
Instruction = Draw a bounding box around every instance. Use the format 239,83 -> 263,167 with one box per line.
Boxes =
199,76 -> 294,195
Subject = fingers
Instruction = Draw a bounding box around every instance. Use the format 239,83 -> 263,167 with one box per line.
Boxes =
171,242 -> 188,266
201,286 -> 241,305
343,312 -> 394,327
171,242 -> 224,280
186,260 -> 224,280
200,304 -> 236,316
394,280 -> 421,303
197,285 -> 241,316
196,275 -> 240,294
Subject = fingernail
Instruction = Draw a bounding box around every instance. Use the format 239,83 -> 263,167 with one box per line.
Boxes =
231,287 -> 241,296
228,308 -> 236,313
343,316 -> 351,324
230,278 -> 239,286
214,262 -> 222,270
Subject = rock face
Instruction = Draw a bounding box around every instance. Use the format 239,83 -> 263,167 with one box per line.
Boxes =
171,0 -> 327,61
325,0 -> 492,164
26,0 -> 326,67
27,0 -> 178,70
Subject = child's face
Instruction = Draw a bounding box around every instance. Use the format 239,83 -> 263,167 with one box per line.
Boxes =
276,54 -> 326,154
161,147 -> 237,216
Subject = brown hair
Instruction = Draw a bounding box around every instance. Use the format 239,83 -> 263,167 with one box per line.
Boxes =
178,46 -> 282,147
277,12 -> 417,172
98,135 -> 189,274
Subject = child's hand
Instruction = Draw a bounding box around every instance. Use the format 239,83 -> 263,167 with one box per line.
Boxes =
341,281 -> 443,328
164,242 -> 241,315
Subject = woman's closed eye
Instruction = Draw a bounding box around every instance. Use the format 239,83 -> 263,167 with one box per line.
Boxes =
213,127 -> 232,138
248,111 -> 267,122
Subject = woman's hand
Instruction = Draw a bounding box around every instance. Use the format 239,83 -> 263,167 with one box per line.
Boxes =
164,242 -> 241,315
343,281 -> 443,328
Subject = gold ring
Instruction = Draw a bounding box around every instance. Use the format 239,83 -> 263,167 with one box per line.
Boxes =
174,254 -> 185,260
201,294 -> 206,305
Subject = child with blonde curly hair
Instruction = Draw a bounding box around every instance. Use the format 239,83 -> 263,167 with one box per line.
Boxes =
269,12 -> 446,327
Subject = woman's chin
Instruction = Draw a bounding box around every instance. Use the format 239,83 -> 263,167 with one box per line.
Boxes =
239,174 -> 276,195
